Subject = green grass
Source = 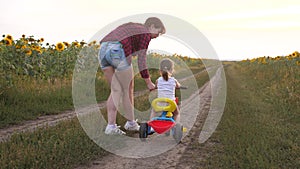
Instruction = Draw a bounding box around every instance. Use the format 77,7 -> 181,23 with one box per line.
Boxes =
0,119 -> 106,169
0,78 -> 105,129
201,62 -> 300,169
0,80 -> 73,128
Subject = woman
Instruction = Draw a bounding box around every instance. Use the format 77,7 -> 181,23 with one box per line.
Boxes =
98,17 -> 166,135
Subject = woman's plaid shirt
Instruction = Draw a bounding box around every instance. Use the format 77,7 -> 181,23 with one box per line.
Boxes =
100,22 -> 152,78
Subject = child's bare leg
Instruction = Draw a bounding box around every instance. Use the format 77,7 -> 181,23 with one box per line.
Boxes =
150,109 -> 156,120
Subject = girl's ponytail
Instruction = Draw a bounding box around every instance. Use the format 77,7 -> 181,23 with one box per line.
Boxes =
160,58 -> 174,81
162,70 -> 169,81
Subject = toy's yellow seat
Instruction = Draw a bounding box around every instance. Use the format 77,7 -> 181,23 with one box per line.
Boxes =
151,98 -> 177,117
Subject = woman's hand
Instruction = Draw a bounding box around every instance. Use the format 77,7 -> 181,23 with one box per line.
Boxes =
144,78 -> 156,90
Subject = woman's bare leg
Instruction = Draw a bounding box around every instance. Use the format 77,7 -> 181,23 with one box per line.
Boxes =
103,66 -> 122,125
115,66 -> 134,121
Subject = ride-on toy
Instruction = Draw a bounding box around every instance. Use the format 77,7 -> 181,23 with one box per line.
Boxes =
139,97 -> 183,143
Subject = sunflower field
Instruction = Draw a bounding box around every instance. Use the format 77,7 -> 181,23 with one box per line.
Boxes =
0,34 -> 99,94
242,51 -> 300,65
239,51 -> 300,111
0,34 -> 99,127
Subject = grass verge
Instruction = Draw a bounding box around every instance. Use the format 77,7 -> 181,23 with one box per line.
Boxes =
200,62 -> 300,168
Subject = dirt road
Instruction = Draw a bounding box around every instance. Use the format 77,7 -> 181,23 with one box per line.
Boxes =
75,67 -> 226,169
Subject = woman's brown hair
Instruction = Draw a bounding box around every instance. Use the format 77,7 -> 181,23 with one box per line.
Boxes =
144,17 -> 166,34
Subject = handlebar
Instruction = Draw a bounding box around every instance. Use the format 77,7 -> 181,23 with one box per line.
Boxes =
177,86 -> 188,89
150,86 -> 188,91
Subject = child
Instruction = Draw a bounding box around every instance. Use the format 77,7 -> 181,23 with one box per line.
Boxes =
150,58 -> 181,122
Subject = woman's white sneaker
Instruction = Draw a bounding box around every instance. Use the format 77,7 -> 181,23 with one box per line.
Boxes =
124,120 -> 140,131
105,125 -> 126,135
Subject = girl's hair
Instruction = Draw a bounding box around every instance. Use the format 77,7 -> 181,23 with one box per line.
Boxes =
160,58 -> 174,81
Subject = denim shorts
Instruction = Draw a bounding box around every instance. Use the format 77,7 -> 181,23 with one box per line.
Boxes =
98,41 -> 131,71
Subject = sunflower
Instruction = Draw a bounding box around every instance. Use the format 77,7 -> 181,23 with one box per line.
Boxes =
80,41 -> 86,46
275,56 -> 281,61
4,38 -> 12,46
5,34 -> 13,41
88,40 -> 97,46
22,39 -> 29,44
28,37 -> 35,42
250,58 -> 256,63
33,45 -> 42,54
40,38 -> 44,42
31,45 -> 41,51
55,42 -> 65,51
72,41 -> 80,48
63,41 -> 70,47
261,58 -> 267,64
35,49 -> 43,54
292,51 -> 299,58
24,49 -> 32,56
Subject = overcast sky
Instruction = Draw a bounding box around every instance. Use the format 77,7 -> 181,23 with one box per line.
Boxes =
1,0 -> 300,60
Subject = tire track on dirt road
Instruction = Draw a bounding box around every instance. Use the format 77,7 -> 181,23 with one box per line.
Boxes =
0,90 -> 147,142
